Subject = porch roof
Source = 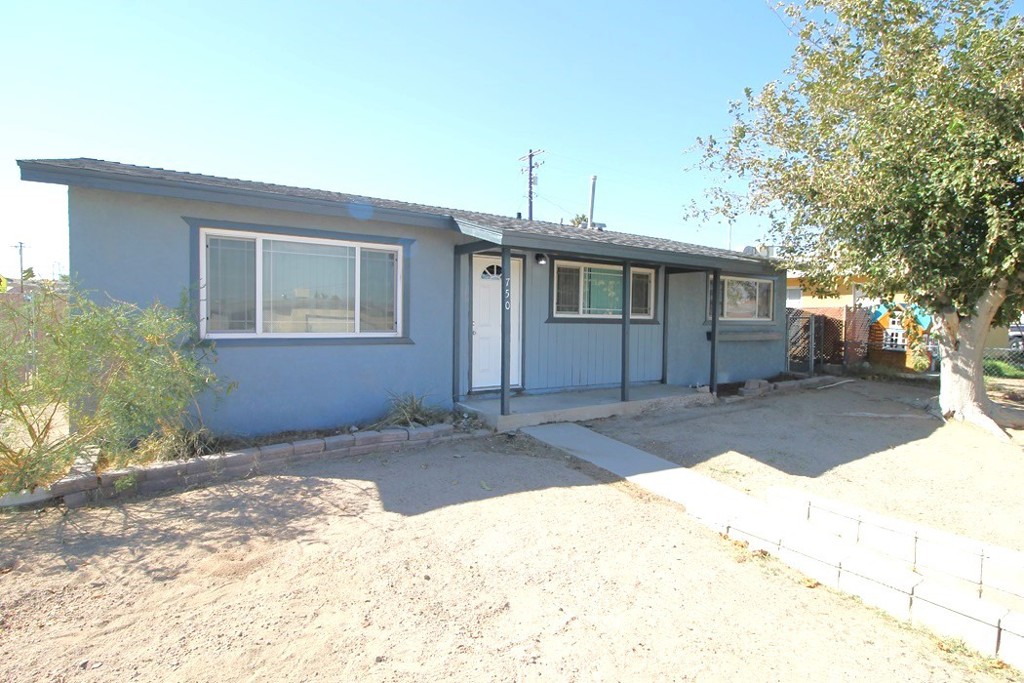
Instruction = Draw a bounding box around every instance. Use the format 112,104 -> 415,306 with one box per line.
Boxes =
19,157 -> 776,275
453,218 -> 774,274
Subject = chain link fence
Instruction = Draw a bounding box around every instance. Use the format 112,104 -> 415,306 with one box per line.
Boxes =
787,306 -> 868,373
788,305 -> 1024,379
983,346 -> 1024,379
786,309 -> 811,373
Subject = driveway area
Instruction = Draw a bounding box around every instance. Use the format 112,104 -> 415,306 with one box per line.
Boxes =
1,385 -> 1021,682
592,379 -> 1024,552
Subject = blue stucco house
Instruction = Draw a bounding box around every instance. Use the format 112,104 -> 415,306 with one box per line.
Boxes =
19,158 -> 786,435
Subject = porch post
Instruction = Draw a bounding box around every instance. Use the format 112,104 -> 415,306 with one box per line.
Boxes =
660,268 -> 669,384
621,260 -> 632,402
709,268 -> 720,393
452,251 -> 461,403
500,247 -> 512,416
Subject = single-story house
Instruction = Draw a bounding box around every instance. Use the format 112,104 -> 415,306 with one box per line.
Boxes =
19,158 -> 786,435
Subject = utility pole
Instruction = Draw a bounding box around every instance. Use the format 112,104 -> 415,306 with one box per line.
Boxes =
518,149 -> 544,220
12,242 -> 24,292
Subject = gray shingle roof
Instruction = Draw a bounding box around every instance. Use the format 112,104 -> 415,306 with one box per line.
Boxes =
19,158 -> 768,268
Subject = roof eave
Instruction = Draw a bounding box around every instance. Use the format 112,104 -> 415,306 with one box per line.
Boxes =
452,218 -> 504,244
500,230 -> 780,274
17,160 -> 458,232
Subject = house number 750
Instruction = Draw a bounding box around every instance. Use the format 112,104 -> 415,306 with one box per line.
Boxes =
504,277 -> 511,310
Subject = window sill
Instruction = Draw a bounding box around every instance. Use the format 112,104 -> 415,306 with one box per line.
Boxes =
546,316 -> 660,325
705,318 -> 777,325
707,331 -> 783,342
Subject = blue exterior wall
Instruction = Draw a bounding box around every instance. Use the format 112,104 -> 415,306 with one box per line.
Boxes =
665,271 -> 787,385
454,251 -> 665,397
521,257 -> 664,391
68,186 -> 785,434
69,187 -> 466,436
457,253 -> 785,397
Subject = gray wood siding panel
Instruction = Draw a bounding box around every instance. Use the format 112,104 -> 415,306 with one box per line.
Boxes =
70,187 -> 462,436
522,255 -> 663,390
665,271 -> 786,386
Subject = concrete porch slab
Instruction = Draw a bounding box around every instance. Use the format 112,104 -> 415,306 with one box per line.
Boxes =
459,383 -> 713,432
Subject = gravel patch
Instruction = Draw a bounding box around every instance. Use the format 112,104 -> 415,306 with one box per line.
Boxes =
0,432 -> 1018,681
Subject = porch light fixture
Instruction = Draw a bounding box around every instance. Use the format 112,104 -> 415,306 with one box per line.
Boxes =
535,253 -> 548,265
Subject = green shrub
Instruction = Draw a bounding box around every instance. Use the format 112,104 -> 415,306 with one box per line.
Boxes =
134,425 -> 220,463
982,359 -> 1024,379
371,392 -> 449,429
0,285 -> 223,494
908,351 -> 932,374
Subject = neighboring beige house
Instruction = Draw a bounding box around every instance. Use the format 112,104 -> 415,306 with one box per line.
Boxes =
786,274 -> 872,309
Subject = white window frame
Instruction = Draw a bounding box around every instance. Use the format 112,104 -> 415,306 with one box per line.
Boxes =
708,275 -> 776,322
552,260 -> 655,320
882,309 -> 907,351
198,227 -> 403,339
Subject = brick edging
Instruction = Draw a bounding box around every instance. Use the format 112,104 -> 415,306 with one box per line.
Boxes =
35,423 -> 474,509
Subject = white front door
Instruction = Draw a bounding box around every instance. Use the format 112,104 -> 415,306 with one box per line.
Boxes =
472,255 -> 522,389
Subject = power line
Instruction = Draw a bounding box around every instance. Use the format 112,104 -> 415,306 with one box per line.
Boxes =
543,150 -> 674,187
533,192 -> 575,217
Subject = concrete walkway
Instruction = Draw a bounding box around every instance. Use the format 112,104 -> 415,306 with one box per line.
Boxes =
522,422 -> 1024,669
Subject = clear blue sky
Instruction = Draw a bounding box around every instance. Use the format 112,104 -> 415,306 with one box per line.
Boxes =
1,0 -> 1001,280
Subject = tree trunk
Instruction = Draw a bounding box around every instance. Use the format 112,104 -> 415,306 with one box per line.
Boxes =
933,281 -> 1019,439
935,316 -> 1003,437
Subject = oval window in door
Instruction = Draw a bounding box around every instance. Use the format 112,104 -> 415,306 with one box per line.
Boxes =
480,264 -> 502,280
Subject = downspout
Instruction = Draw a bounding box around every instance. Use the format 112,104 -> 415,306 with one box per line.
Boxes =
621,260 -> 632,402
710,269 -> 720,394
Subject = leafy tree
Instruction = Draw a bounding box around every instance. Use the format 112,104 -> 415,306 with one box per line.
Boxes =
0,286 -> 222,494
20,267 -> 34,282
697,0 -> 1024,436
570,213 -> 590,228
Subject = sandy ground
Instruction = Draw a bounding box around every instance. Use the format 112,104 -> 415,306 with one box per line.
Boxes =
592,379 -> 1024,552
1,432 -> 1020,682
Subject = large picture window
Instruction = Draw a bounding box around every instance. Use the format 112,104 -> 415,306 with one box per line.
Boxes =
200,228 -> 401,338
553,261 -> 655,319
708,275 -> 775,321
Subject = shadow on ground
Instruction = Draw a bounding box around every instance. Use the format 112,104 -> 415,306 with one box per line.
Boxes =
3,379 -> 1012,583
0,433 -> 592,582
589,380 -> 943,478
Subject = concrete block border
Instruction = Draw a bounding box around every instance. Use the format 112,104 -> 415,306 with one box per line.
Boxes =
1001,612 -> 1024,669
721,494 -> 1023,664
766,486 -> 1024,602
2,423 -> 474,510
911,580 -> 1008,657
520,423 -> 1024,672
717,491 -> 1024,666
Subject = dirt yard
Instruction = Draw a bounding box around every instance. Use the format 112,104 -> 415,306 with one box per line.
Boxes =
1,429 -> 1020,682
592,378 -> 1024,552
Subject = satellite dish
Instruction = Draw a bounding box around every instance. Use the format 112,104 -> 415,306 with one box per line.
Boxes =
742,246 -> 758,255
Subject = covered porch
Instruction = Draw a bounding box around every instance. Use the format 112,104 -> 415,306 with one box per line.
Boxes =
456,383 -> 714,432
451,217 -> 785,427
